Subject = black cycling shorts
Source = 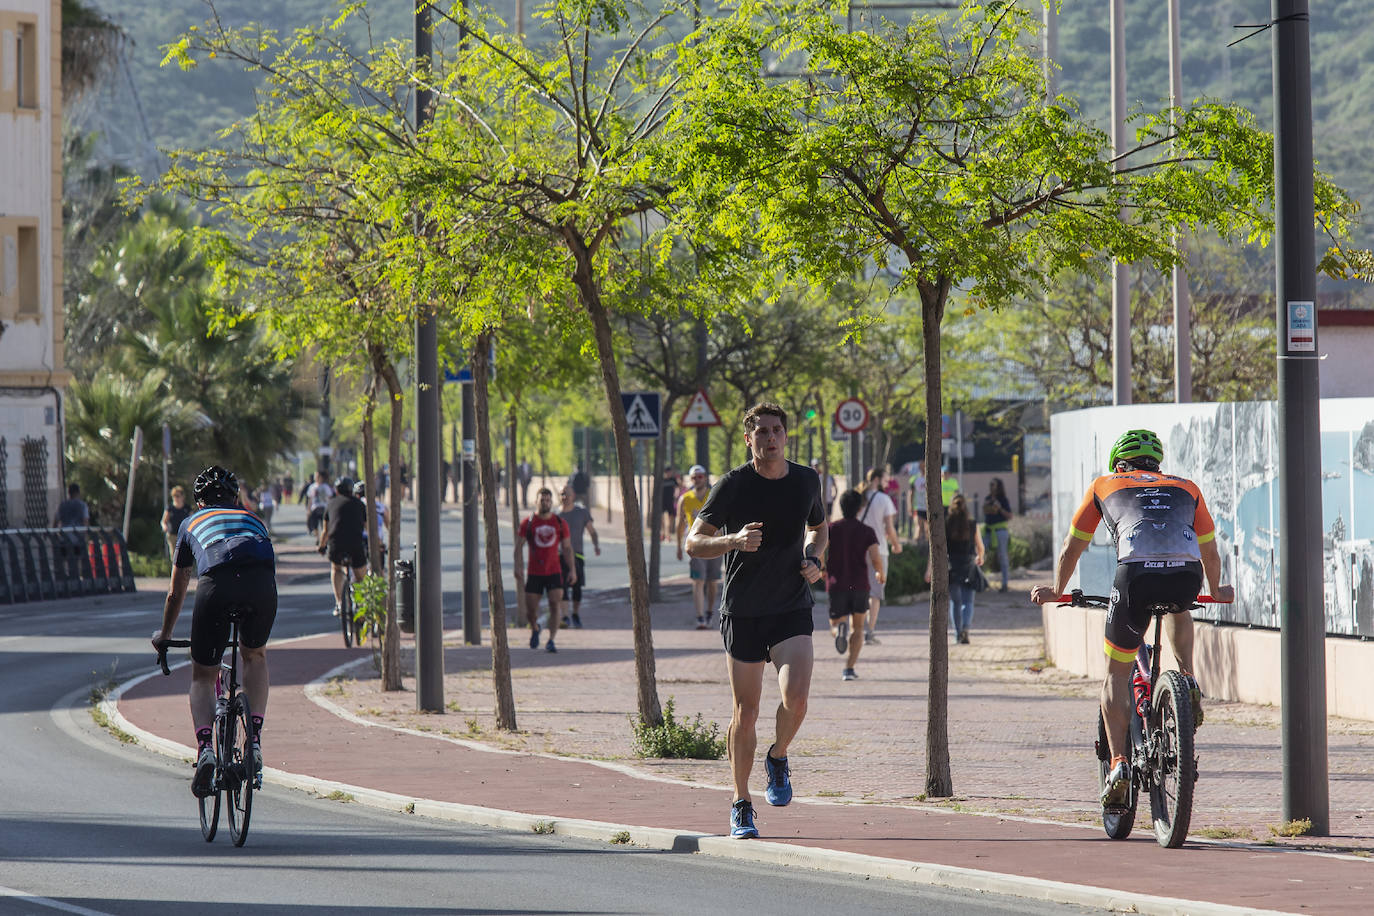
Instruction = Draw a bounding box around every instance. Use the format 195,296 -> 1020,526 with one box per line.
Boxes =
190,563 -> 277,666
827,589 -> 869,621
327,540 -> 367,569
562,556 -> 586,602
720,607 -> 814,663
1104,561 -> 1203,664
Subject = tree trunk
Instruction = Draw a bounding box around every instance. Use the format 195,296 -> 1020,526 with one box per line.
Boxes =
474,334 -> 518,730
917,274 -> 953,797
571,239 -> 662,726
378,358 -> 406,692
812,388 -> 831,520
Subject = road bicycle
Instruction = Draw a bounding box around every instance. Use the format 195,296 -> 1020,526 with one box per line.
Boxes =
1060,589 -> 1217,849
156,606 -> 258,846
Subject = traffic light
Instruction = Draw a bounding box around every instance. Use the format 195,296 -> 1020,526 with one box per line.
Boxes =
805,408 -> 818,421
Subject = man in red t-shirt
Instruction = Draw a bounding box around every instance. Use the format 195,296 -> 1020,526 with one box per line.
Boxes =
515,487 -> 576,653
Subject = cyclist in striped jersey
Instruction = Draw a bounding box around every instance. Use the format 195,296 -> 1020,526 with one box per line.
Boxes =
1030,430 -> 1232,808
152,466 -> 277,797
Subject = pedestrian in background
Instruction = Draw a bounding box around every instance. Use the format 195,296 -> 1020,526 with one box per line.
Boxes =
516,487 -> 575,653
258,483 -> 276,533
825,489 -> 882,682
809,458 -> 836,520
982,477 -> 1013,592
305,471 -> 334,536
161,485 -> 191,562
676,465 -> 721,629
518,460 -> 534,509
929,493 -> 985,644
858,466 -> 902,645
558,485 -> 600,629
660,465 -> 682,541
911,459 -> 928,543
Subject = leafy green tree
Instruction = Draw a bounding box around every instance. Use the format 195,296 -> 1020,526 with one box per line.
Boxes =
669,0 -> 1367,795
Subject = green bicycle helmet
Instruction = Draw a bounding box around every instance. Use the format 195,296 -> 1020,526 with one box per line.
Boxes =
1108,429 -> 1164,472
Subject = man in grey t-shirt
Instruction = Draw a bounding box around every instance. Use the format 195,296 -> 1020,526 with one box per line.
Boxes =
558,486 -> 601,628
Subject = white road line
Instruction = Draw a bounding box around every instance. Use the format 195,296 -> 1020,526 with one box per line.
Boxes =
0,886 -> 115,916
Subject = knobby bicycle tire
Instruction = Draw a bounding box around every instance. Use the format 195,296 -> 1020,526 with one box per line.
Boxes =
1097,710 -> 1137,840
1150,669 -> 1196,848
226,693 -> 254,846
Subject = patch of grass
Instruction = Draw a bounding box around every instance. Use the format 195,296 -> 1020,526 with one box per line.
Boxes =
610,831 -> 632,845
465,718 -> 483,736
403,802 -> 415,814
630,697 -> 726,759
322,677 -> 346,697
1195,826 -> 1255,840
815,790 -> 845,798
532,820 -> 555,835
88,663 -> 137,744
446,700 -> 462,713
1270,818 -> 1312,838
326,790 -> 354,802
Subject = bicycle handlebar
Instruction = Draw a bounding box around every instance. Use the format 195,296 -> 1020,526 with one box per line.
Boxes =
154,639 -> 193,676
1054,589 -> 1233,608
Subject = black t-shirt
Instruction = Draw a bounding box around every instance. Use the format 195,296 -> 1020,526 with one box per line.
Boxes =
165,505 -> 191,536
696,460 -> 825,618
324,494 -> 367,546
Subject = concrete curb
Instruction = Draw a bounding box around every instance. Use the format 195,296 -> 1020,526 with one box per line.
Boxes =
105,657 -> 1297,916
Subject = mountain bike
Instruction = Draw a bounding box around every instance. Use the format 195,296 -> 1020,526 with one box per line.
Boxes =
1061,589 -> 1213,849
156,606 -> 258,846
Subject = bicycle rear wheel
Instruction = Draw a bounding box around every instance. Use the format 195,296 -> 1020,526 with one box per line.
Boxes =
340,578 -> 354,648
1097,710 -> 1136,840
1150,669 -> 1196,848
225,694 -> 255,847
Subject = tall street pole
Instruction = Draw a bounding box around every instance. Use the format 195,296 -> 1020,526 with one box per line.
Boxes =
1109,0 -> 1131,405
1168,0 -> 1192,403
1272,0 -> 1327,834
414,0 -> 444,712
461,372 -> 480,645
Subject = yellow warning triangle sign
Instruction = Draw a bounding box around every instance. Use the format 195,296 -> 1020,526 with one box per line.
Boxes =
679,388 -> 722,427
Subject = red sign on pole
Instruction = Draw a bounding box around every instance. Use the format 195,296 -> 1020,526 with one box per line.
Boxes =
834,397 -> 869,433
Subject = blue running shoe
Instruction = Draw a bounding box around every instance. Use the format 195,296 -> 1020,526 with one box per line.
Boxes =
730,799 -> 758,839
529,625 -> 540,649
764,745 -> 792,806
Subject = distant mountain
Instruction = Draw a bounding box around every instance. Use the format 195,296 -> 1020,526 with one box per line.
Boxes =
76,0 -> 1374,299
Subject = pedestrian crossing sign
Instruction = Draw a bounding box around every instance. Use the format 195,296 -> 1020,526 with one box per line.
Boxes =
679,388 -> 722,428
621,392 -> 661,439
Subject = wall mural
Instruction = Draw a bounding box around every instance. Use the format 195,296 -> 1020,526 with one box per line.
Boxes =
1050,399 -> 1374,637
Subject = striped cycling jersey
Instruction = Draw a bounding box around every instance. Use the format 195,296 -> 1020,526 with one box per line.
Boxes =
174,506 -> 275,576
1069,470 -> 1216,565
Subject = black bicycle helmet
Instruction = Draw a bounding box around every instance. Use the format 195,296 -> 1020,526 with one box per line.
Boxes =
335,476 -> 355,497
193,465 -> 239,506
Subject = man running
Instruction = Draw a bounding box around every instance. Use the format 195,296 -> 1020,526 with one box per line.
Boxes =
152,466 -> 276,796
558,485 -> 600,629
676,465 -> 722,629
516,487 -> 576,653
1031,429 -> 1233,807
686,403 -> 826,839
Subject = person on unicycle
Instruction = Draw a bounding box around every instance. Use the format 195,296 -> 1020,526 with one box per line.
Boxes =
151,466 -> 277,798
1029,430 -> 1233,808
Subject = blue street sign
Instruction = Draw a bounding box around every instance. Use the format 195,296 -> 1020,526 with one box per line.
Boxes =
620,392 -> 661,439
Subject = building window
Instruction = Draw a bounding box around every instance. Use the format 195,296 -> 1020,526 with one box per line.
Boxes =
0,219 -> 41,320
16,21 -> 37,109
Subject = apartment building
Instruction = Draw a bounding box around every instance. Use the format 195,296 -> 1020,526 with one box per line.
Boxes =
0,0 -> 65,527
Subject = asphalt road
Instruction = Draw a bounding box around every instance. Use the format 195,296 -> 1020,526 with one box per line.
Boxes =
0,516 -> 1096,916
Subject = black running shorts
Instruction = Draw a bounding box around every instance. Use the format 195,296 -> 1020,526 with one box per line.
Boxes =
190,563 -> 277,666
720,607 -> 814,663
525,572 -> 563,596
561,556 -> 586,602
827,589 -> 869,621
327,540 -> 367,569
1104,561 -> 1203,663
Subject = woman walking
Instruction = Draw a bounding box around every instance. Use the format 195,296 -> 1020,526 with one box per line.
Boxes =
928,493 -> 985,644
982,477 -> 1012,592
858,467 -> 902,644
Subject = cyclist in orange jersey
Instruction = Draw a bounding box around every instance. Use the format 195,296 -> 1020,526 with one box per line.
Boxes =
1030,429 -> 1233,807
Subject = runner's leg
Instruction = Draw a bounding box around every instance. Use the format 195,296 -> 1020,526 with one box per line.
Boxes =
726,657 -> 765,802
769,634 -> 814,758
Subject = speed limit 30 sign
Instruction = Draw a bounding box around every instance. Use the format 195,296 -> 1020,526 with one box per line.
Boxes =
834,397 -> 869,433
